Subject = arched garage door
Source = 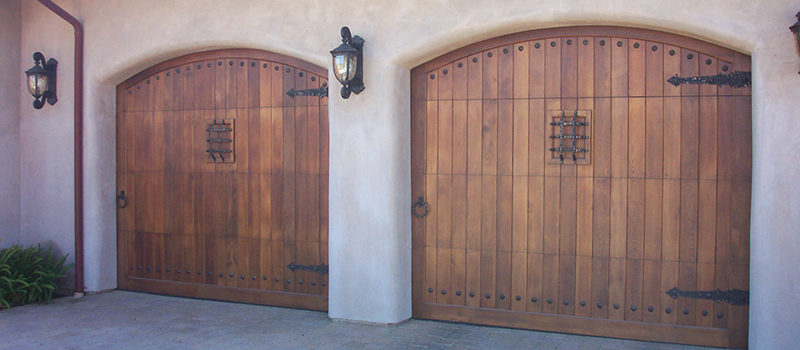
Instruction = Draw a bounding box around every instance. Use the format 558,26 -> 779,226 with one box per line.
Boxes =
116,49 -> 329,310
411,27 -> 750,348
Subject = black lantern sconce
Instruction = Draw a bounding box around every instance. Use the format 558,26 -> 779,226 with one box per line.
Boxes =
25,52 -> 58,109
790,12 -> 800,74
330,27 -> 364,99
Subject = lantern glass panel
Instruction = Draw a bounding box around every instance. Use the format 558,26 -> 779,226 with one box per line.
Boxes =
27,73 -> 47,98
332,52 -> 357,85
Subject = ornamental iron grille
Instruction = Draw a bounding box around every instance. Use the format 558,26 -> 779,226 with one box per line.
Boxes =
548,110 -> 591,165
206,118 -> 235,163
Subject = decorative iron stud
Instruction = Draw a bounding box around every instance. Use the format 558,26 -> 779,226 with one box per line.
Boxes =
299,280 -> 303,284
683,309 -> 690,315
485,293 -> 491,299
275,278 -> 280,282
717,313 -> 724,319
597,303 -> 603,308
580,301 -> 586,307
470,292 -> 475,297
441,289 -> 446,295
516,296 -> 521,301
229,273 -> 234,277
648,306 -> 654,312
702,310 -> 708,316
563,300 -> 569,305
614,303 -> 620,309
631,305 -> 637,311
456,291 -> 462,296
499,294 -> 505,300
531,297 -> 537,302
428,288 -> 433,293
322,282 -> 327,287
666,308 -> 672,314
548,299 -> 553,304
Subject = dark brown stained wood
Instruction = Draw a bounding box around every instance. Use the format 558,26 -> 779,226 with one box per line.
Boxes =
117,49 -> 328,310
411,27 -> 750,349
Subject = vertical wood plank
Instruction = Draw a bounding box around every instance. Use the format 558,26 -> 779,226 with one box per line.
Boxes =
545,39 -> 562,99
497,100 -> 513,175
628,39 -> 646,97
483,48 -> 498,99
527,253 -> 543,313
646,97 -> 664,178
644,179 -> 663,261
527,176 -> 544,254
530,40 -> 546,98
591,257 -> 609,319
594,37 -> 612,98
627,179 -> 645,261
513,42 -> 529,99
453,101 -> 468,174
577,36 -> 594,98
561,37 -> 578,99
625,259 -> 643,322
610,38 -> 628,98
646,42 -> 664,97
628,98 -> 646,179
498,44 -> 514,99
611,98 -> 629,178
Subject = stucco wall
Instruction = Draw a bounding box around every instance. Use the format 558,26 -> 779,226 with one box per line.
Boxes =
19,0 -> 77,282
0,0 -> 21,249
13,0 -> 800,348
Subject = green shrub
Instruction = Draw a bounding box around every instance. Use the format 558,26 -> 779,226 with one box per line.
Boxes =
0,240 -> 73,310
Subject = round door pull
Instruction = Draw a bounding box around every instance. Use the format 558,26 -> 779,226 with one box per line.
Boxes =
412,197 -> 429,218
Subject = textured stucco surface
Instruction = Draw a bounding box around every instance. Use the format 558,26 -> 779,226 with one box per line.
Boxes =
10,1 -> 800,349
0,0 -> 21,248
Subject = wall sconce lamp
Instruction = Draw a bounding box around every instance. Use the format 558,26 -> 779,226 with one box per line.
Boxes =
25,52 -> 58,109
790,12 -> 800,74
330,27 -> 364,99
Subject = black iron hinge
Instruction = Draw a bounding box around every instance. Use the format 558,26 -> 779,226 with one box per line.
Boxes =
286,262 -> 329,275
665,287 -> 749,306
667,71 -> 751,88
286,86 -> 329,99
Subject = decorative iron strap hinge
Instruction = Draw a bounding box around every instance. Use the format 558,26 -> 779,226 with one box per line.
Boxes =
667,71 -> 751,88
286,86 -> 329,99
665,287 -> 749,306
286,262 -> 329,275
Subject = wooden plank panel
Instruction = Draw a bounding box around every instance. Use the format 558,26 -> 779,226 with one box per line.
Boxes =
592,178 -> 610,258
480,250 -> 497,308
731,181 -> 751,265
560,175 -> 578,257
699,95 -> 718,180
528,99 -> 546,176
610,38 -> 628,98
608,257 -> 626,320
577,97 -> 594,179
644,179 -> 663,261
452,58 -> 468,100
625,259 -> 643,322
529,40 -> 546,98
497,175 -> 513,253
425,175 -> 438,248
681,94 -> 699,180
627,179 -> 645,261
481,176 -> 497,251
680,180 -> 698,263
715,181 -> 732,265
271,238 -> 284,291
663,45 -> 682,97
713,263 -> 730,329
213,59 -> 225,109
558,255 -> 576,316
677,262 -> 697,326
438,64 -> 453,102
512,100 -> 528,176
628,98 -> 645,178
575,256 -> 592,317
660,260 -> 679,324
593,98 -> 611,178
295,104 -> 308,175
511,251 -> 527,311
512,176 -> 528,252
497,100 -> 513,175
610,98 -> 629,178
527,253 -> 543,313
594,37 -> 612,98
439,100 -> 453,174
259,108 -> 273,174
561,37 -> 578,99
482,100 -> 498,175
642,260 -> 661,323
427,66 -> 439,101
259,61 -> 271,108
591,257 -> 609,319
247,60 -> 260,108
496,250 -> 512,310
527,176 -> 544,254
646,42 -> 664,97
695,262 -> 715,327
681,49 -> 700,97
542,253 -> 559,314
577,36 -> 594,98
282,239 -> 296,293
466,249 -> 481,307
543,99 -> 561,177
281,65 -> 296,108
271,108 -> 284,174
663,97 -> 681,179
717,96 -> 733,181
545,39 -> 562,99
436,248 -> 452,304
513,42 -> 529,99
451,248 -> 466,306
437,174 -> 453,249
698,54 -> 718,97
453,101 -> 468,174
426,100 -> 439,174
609,178 -> 628,259
543,175 -> 560,255
483,48 -> 499,99
577,177 -> 593,257
628,39 -> 646,97
732,97 -> 752,181
697,180 -> 717,265
467,53 -> 483,100
467,100 -> 483,175
466,175 -> 482,250
646,97 -> 664,178
143,233 -> 154,279
498,44 -> 514,99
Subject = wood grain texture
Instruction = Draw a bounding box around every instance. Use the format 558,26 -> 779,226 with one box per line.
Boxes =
409,27 -> 750,349
118,50 -> 329,310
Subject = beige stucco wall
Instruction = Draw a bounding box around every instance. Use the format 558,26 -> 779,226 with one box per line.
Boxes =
12,0 -> 800,348
0,0 -> 21,248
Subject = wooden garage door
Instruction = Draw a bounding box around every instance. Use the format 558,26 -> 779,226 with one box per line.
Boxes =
116,49 -> 329,311
411,27 -> 751,348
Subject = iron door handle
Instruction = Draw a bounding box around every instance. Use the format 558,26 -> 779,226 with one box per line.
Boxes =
412,197 -> 429,218
117,191 -> 128,208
